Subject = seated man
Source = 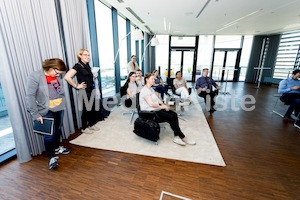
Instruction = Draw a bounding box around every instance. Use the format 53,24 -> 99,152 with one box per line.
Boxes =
195,68 -> 220,113
278,69 -> 300,122
135,69 -> 144,90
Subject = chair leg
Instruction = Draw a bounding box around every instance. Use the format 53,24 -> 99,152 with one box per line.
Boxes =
272,94 -> 285,117
130,110 -> 138,124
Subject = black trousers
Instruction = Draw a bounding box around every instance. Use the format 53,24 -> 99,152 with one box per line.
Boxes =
81,91 -> 102,129
199,90 -> 218,109
154,109 -> 185,139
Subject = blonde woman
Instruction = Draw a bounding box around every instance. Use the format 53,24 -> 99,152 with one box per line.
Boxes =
64,49 -> 103,134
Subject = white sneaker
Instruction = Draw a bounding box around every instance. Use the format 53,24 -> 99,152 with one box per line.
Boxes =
89,125 -> 100,131
173,136 -> 186,146
49,157 -> 58,169
82,127 -> 93,134
183,137 -> 196,145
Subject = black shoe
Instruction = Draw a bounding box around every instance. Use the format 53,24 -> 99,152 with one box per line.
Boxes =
209,108 -> 216,114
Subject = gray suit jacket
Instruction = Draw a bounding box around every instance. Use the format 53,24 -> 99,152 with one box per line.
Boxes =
25,69 -> 65,120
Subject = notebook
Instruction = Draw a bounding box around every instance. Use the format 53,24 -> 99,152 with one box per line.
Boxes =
33,117 -> 54,136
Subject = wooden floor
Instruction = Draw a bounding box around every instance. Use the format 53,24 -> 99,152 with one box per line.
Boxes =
0,82 -> 300,200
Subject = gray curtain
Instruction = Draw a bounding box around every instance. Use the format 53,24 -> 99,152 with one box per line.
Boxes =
0,0 -> 89,162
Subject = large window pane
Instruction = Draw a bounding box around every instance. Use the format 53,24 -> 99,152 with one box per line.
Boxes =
215,35 -> 242,48
130,25 -> 136,56
118,15 -> 127,80
197,35 -> 214,79
239,36 -> 253,81
155,35 -> 169,79
95,1 -> 115,97
171,36 -> 195,47
0,82 -> 14,157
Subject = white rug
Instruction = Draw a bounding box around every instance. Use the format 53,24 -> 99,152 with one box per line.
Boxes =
70,93 -> 226,167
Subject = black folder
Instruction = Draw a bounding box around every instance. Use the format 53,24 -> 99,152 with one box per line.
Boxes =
33,117 -> 54,136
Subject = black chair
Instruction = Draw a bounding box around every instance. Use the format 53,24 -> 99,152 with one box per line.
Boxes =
120,86 -> 138,124
136,93 -> 160,121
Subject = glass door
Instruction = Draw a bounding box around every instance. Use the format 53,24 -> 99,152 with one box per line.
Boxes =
182,51 -> 194,82
211,49 -> 241,82
169,50 -> 195,82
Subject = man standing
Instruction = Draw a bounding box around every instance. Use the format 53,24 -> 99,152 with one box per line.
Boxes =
195,68 -> 220,113
278,69 -> 300,122
127,55 -> 139,73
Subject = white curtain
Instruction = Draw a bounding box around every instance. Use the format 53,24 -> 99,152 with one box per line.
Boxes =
0,0 -> 89,162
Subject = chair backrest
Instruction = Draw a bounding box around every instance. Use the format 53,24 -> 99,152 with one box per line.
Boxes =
120,85 -> 127,98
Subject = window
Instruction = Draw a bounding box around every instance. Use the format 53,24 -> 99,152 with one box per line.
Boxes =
94,0 -> 115,97
155,35 -> 169,79
239,36 -> 253,81
118,15 -> 127,80
0,82 -> 15,161
273,30 -> 300,79
197,35 -> 214,79
215,35 -> 242,48
171,36 -> 195,47
130,25 -> 136,57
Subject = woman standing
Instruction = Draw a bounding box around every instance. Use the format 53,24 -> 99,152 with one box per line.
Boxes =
26,58 -> 70,170
139,73 -> 196,146
64,49 -> 102,134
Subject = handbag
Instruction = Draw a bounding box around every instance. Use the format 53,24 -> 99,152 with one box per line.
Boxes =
33,117 -> 54,136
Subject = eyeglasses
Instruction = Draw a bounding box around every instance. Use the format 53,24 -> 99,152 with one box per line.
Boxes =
82,54 -> 90,57
54,69 -> 63,76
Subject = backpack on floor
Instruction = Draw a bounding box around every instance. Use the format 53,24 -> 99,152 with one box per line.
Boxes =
133,118 -> 160,142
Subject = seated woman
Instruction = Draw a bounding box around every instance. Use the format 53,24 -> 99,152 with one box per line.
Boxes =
139,73 -> 196,146
152,69 -> 168,99
121,72 -> 139,107
173,71 -> 192,102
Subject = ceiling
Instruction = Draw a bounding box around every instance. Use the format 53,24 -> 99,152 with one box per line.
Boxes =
101,0 -> 300,36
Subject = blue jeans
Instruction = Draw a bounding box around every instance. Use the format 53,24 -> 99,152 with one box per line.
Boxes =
43,110 -> 64,158
152,85 -> 166,99
280,93 -> 300,117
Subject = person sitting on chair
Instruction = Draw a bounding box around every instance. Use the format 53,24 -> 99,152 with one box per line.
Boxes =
121,72 -> 139,108
195,68 -> 220,114
278,69 -> 300,122
173,71 -> 192,102
139,73 -> 196,146
135,69 -> 144,90
152,69 -> 169,99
